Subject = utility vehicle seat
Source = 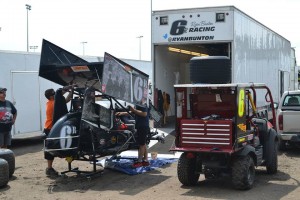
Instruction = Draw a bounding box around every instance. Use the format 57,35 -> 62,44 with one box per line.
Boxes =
252,118 -> 268,145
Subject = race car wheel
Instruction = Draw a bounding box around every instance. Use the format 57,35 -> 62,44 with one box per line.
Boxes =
0,149 -> 15,177
0,158 -> 9,187
232,155 -> 255,190
177,153 -> 200,186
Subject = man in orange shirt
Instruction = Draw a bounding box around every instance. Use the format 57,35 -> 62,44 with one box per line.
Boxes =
43,89 -> 57,176
43,87 -> 73,176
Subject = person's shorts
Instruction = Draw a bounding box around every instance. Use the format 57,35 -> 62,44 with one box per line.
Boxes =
0,131 -> 12,146
43,129 -> 54,160
136,126 -> 150,145
44,151 -> 54,160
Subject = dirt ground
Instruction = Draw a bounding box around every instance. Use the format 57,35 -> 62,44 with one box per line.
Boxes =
1,138 -> 300,200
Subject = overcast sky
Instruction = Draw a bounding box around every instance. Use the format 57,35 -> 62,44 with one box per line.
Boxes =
0,0 -> 299,63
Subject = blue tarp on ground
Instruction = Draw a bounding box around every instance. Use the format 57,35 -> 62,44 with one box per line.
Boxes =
105,157 -> 178,175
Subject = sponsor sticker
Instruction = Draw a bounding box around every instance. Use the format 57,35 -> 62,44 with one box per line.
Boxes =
237,123 -> 246,132
71,65 -> 90,72
60,125 -> 76,149
238,89 -> 245,117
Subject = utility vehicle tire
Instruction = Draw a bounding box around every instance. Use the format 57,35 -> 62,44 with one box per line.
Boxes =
0,158 -> 9,187
266,140 -> 278,174
278,139 -> 286,151
232,155 -> 255,190
177,153 -> 199,186
0,149 -> 15,177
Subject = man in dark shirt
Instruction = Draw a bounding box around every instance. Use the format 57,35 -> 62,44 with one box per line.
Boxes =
116,104 -> 150,168
0,87 -> 17,148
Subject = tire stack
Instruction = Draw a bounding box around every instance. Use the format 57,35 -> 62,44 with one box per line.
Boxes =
0,149 -> 15,187
189,56 -> 231,84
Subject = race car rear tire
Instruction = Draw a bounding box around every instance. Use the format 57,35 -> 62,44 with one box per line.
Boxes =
232,155 -> 255,190
177,153 -> 200,186
0,149 -> 15,177
0,158 -> 9,187
189,56 -> 231,84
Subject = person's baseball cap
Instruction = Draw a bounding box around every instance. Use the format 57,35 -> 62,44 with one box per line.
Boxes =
0,87 -> 7,92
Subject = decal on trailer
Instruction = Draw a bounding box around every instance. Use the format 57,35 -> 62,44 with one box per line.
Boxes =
152,11 -> 233,43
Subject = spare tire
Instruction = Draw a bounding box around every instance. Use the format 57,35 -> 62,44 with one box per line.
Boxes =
0,158 -> 9,187
0,149 -> 15,177
190,56 -> 231,84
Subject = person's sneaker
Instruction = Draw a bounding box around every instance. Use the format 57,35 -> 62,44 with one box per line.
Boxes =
142,161 -> 150,166
132,162 -> 143,168
46,168 -> 59,176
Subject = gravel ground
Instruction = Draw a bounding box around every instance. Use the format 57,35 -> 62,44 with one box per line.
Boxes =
1,138 -> 300,200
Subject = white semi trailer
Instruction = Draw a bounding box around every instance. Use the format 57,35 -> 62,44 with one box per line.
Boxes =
152,6 -> 296,115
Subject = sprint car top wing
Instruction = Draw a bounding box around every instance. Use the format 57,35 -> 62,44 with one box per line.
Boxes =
39,39 -> 103,92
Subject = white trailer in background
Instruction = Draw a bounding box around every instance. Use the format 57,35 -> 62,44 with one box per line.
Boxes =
152,6 -> 295,114
0,51 -> 56,139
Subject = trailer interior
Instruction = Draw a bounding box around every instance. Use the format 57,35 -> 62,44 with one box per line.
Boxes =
153,42 -> 231,116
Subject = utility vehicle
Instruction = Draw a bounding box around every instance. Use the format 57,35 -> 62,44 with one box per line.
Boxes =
170,83 -> 278,190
